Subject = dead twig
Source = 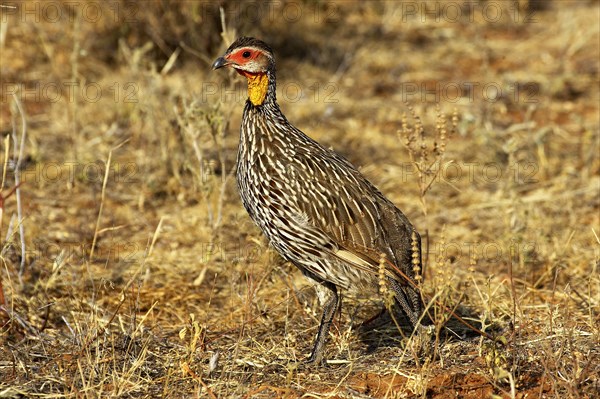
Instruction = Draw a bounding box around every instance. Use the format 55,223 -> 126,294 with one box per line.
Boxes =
10,93 -> 27,280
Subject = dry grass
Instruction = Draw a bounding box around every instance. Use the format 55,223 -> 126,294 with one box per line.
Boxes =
1,1 -> 599,398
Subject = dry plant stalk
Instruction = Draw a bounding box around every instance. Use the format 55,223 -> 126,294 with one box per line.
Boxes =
400,104 -> 458,217
9,93 -> 27,279
89,139 -> 130,261
411,230 -> 422,286
174,100 -> 233,234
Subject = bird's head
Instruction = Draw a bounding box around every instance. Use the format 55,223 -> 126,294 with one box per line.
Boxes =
212,37 -> 274,106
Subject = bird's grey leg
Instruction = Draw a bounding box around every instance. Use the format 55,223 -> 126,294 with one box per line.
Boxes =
306,282 -> 339,365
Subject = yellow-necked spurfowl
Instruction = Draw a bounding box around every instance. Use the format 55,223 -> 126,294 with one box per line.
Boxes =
213,37 -> 424,364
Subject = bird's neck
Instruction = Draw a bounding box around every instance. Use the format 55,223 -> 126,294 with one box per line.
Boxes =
241,85 -> 292,151
241,68 -> 298,147
240,69 -> 277,107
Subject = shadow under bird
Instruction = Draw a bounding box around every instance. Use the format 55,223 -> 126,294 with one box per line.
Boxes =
212,37 -> 424,364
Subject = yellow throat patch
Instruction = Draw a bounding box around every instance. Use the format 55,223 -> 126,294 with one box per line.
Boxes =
245,72 -> 269,106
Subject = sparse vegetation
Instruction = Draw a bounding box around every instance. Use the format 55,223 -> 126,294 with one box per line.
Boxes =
1,1 -> 598,398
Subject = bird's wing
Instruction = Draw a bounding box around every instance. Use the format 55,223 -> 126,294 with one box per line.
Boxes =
287,143 -> 419,284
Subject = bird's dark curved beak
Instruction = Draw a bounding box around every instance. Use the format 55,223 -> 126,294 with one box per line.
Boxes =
212,56 -> 229,70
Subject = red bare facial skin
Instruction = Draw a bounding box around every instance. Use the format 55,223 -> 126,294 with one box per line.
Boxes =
227,48 -> 261,66
219,47 -> 270,77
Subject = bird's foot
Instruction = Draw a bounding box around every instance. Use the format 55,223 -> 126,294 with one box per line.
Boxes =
303,351 -> 325,368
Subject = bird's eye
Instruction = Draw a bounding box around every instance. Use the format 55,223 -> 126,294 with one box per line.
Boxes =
242,51 -> 251,58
